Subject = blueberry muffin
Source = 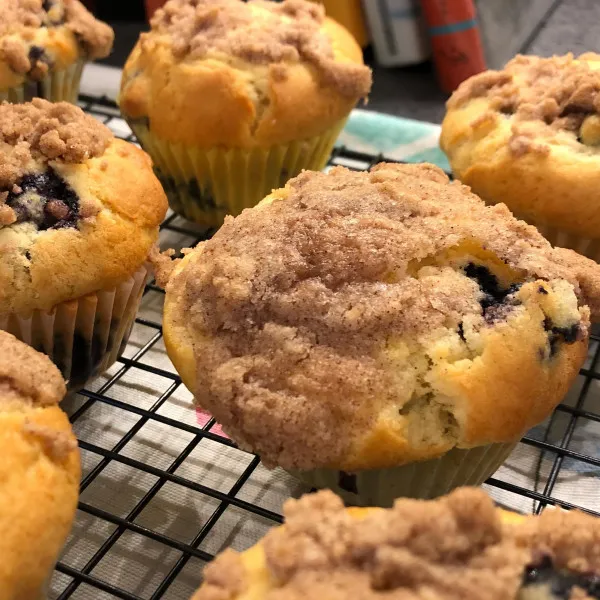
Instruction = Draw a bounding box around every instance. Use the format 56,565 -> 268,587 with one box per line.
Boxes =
192,488 -> 600,600
159,163 -> 600,506
0,0 -> 113,104
0,331 -> 80,600
119,0 -> 371,226
0,99 -> 168,391
441,53 -> 600,262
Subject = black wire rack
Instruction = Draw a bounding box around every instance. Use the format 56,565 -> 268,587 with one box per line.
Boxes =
50,94 -> 600,600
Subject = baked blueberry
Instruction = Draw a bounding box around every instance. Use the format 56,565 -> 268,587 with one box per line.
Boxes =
6,169 -> 79,230
521,556 -> 600,599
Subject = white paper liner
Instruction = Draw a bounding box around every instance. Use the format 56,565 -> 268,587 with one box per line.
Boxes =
0,58 -> 86,104
288,442 -> 518,507
0,264 -> 148,392
526,220 -> 600,262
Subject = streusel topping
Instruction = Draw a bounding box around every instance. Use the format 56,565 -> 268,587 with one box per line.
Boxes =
448,53 -> 600,153
148,0 -> 371,98
166,163 -> 600,468
197,488 -> 600,600
0,98 -> 114,227
0,330 -> 65,407
0,0 -> 113,74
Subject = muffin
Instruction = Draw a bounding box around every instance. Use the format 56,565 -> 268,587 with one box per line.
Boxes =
0,99 -> 168,391
0,330 -> 80,600
192,488 -> 600,600
119,0 -> 372,227
159,163 -> 600,506
0,0 -> 113,104
441,53 -> 600,262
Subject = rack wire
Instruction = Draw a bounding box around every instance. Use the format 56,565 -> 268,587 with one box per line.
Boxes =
50,94 -> 600,599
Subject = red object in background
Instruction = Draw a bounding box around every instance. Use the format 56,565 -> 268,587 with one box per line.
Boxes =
420,0 -> 486,93
145,0 -> 166,19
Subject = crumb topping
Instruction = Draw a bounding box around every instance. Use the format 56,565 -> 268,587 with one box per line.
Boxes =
448,53 -> 600,154
149,0 -> 371,98
169,163 -> 600,469
22,420 -> 78,460
0,330 -> 65,407
195,489 -> 600,600
0,0 -> 113,76
149,245 -> 178,289
0,99 -> 112,195
168,164 -> 600,468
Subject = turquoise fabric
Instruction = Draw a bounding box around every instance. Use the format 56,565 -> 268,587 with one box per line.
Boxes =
337,108 -> 451,172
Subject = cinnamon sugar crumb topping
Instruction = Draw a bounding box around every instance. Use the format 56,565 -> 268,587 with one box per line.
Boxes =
0,0 -> 113,76
22,420 -> 78,460
448,53 -> 600,154
169,163 -> 600,469
0,331 -> 65,407
149,0 -> 371,98
195,489 -> 600,600
0,98 -> 112,189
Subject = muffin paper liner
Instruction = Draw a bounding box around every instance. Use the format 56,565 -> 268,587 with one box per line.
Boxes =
526,220 -> 600,263
0,58 -> 86,104
0,264 -> 148,393
288,442 -> 517,507
127,120 -> 346,227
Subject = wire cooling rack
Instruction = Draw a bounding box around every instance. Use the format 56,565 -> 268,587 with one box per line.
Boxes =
50,94 -> 600,600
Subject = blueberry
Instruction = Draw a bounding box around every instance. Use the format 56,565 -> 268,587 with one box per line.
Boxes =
5,169 -> 80,231
463,263 -> 522,322
543,318 -> 581,357
522,556 -> 600,599
27,45 -> 53,74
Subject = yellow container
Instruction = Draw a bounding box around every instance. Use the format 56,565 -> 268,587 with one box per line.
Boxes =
310,0 -> 369,47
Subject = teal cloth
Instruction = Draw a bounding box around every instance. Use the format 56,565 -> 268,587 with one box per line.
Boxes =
337,108 -> 450,172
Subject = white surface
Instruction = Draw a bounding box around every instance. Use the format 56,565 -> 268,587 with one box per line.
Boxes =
80,63 -> 122,101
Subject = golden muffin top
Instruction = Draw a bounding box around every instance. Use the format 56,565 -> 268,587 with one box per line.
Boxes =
448,53 -> 600,154
161,163 -> 600,470
195,488 -> 600,600
149,0 -> 371,98
0,0 -> 113,78
0,99 -> 167,314
120,0 -> 371,148
0,330 -> 80,597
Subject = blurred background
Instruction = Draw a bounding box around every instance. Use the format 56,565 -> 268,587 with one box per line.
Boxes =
82,0 -> 597,123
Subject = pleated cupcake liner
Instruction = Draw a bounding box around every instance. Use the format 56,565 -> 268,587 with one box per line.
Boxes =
527,220 -> 600,263
0,58 -> 86,104
288,441 -> 517,507
127,119 -> 346,227
0,264 -> 148,393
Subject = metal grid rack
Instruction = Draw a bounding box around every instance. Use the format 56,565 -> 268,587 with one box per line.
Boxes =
51,94 -> 600,599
